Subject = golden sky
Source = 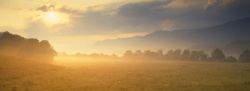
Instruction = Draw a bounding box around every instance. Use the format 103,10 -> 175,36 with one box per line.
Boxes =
0,0 -> 249,54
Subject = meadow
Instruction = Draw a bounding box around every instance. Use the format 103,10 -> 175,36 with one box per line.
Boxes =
1,56 -> 250,91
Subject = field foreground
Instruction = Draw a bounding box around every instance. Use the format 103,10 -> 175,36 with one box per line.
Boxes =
1,57 -> 250,91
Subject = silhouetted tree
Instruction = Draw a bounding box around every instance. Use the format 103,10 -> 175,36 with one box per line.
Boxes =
198,51 -> 209,61
165,49 -> 182,60
124,50 -> 133,58
173,49 -> 182,60
90,53 -> 99,57
211,48 -> 226,61
143,50 -> 157,60
134,50 -> 142,56
189,51 -> 208,61
239,49 -> 250,62
111,53 -> 118,58
156,49 -> 164,60
190,51 -> 199,60
0,31 -> 56,61
182,49 -> 191,60
132,50 -> 142,59
156,49 -> 164,56
166,50 -> 175,59
226,56 -> 238,62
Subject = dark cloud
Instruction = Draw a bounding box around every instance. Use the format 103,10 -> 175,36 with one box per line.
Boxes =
36,5 -> 55,12
117,0 -> 250,29
31,0 -> 250,37
36,5 -> 81,15
57,7 -> 81,15
117,1 -> 174,20
200,0 -> 250,22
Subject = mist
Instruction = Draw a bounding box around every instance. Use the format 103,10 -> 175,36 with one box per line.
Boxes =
1,0 -> 250,90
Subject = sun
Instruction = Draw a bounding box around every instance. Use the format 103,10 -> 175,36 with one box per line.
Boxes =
49,12 -> 56,19
41,12 -> 69,25
47,12 -> 57,22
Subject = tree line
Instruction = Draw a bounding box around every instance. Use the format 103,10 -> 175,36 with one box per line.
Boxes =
57,52 -> 118,59
123,48 -> 250,62
0,31 -> 56,61
2,31 -> 249,62
64,48 -> 250,62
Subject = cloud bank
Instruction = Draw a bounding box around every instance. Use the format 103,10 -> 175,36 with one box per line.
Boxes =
1,0 -> 250,53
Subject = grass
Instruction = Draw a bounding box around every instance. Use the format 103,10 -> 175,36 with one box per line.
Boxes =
1,56 -> 250,91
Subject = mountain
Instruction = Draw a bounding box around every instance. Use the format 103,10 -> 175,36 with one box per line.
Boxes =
188,40 -> 250,56
92,36 -> 143,54
223,41 -> 250,56
95,36 -> 142,48
93,17 -> 250,54
183,17 -> 250,45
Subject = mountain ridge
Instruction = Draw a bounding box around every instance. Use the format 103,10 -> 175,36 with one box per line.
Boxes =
93,17 -> 250,55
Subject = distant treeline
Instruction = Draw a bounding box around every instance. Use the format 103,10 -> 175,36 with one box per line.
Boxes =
2,31 -> 249,62
123,49 -> 250,62
57,52 -> 118,59
0,31 -> 56,61
62,48 -> 250,62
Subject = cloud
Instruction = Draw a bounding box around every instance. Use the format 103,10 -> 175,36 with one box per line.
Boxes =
203,0 -> 219,10
14,0 -> 250,37
32,1 -> 191,36
57,7 -> 80,15
165,0 -> 205,8
28,0 -> 250,38
49,0 -> 250,36
22,19 -> 73,40
36,4 -> 56,12
160,19 -> 176,31
203,0 -> 242,10
117,0 -> 173,20
2,0 -> 250,54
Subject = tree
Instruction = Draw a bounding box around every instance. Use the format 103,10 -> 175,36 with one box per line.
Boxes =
124,50 -> 133,58
134,50 -> 142,56
173,49 -> 182,60
211,48 -> 226,61
166,50 -> 175,59
133,50 -> 143,59
156,49 -> 164,57
239,49 -> 250,62
143,50 -> 157,60
189,51 -> 208,61
190,51 -> 199,60
156,49 -> 164,60
0,31 -> 56,61
39,40 -> 57,61
182,49 -> 191,60
111,53 -> 118,58
198,51 -> 209,61
165,49 -> 182,60
226,56 -> 238,62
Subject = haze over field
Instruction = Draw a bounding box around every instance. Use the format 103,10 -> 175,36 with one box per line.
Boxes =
1,0 -> 250,91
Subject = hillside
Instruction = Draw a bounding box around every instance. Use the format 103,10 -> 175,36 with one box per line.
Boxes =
183,17 -> 250,45
0,31 -> 56,61
93,17 -> 250,54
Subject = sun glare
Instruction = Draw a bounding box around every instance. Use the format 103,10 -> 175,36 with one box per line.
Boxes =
49,12 -> 56,19
41,12 -> 68,25
47,12 -> 57,23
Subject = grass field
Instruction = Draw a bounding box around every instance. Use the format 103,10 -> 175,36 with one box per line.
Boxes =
1,56 -> 250,91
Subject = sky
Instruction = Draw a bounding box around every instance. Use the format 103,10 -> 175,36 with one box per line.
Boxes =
0,0 -> 250,54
